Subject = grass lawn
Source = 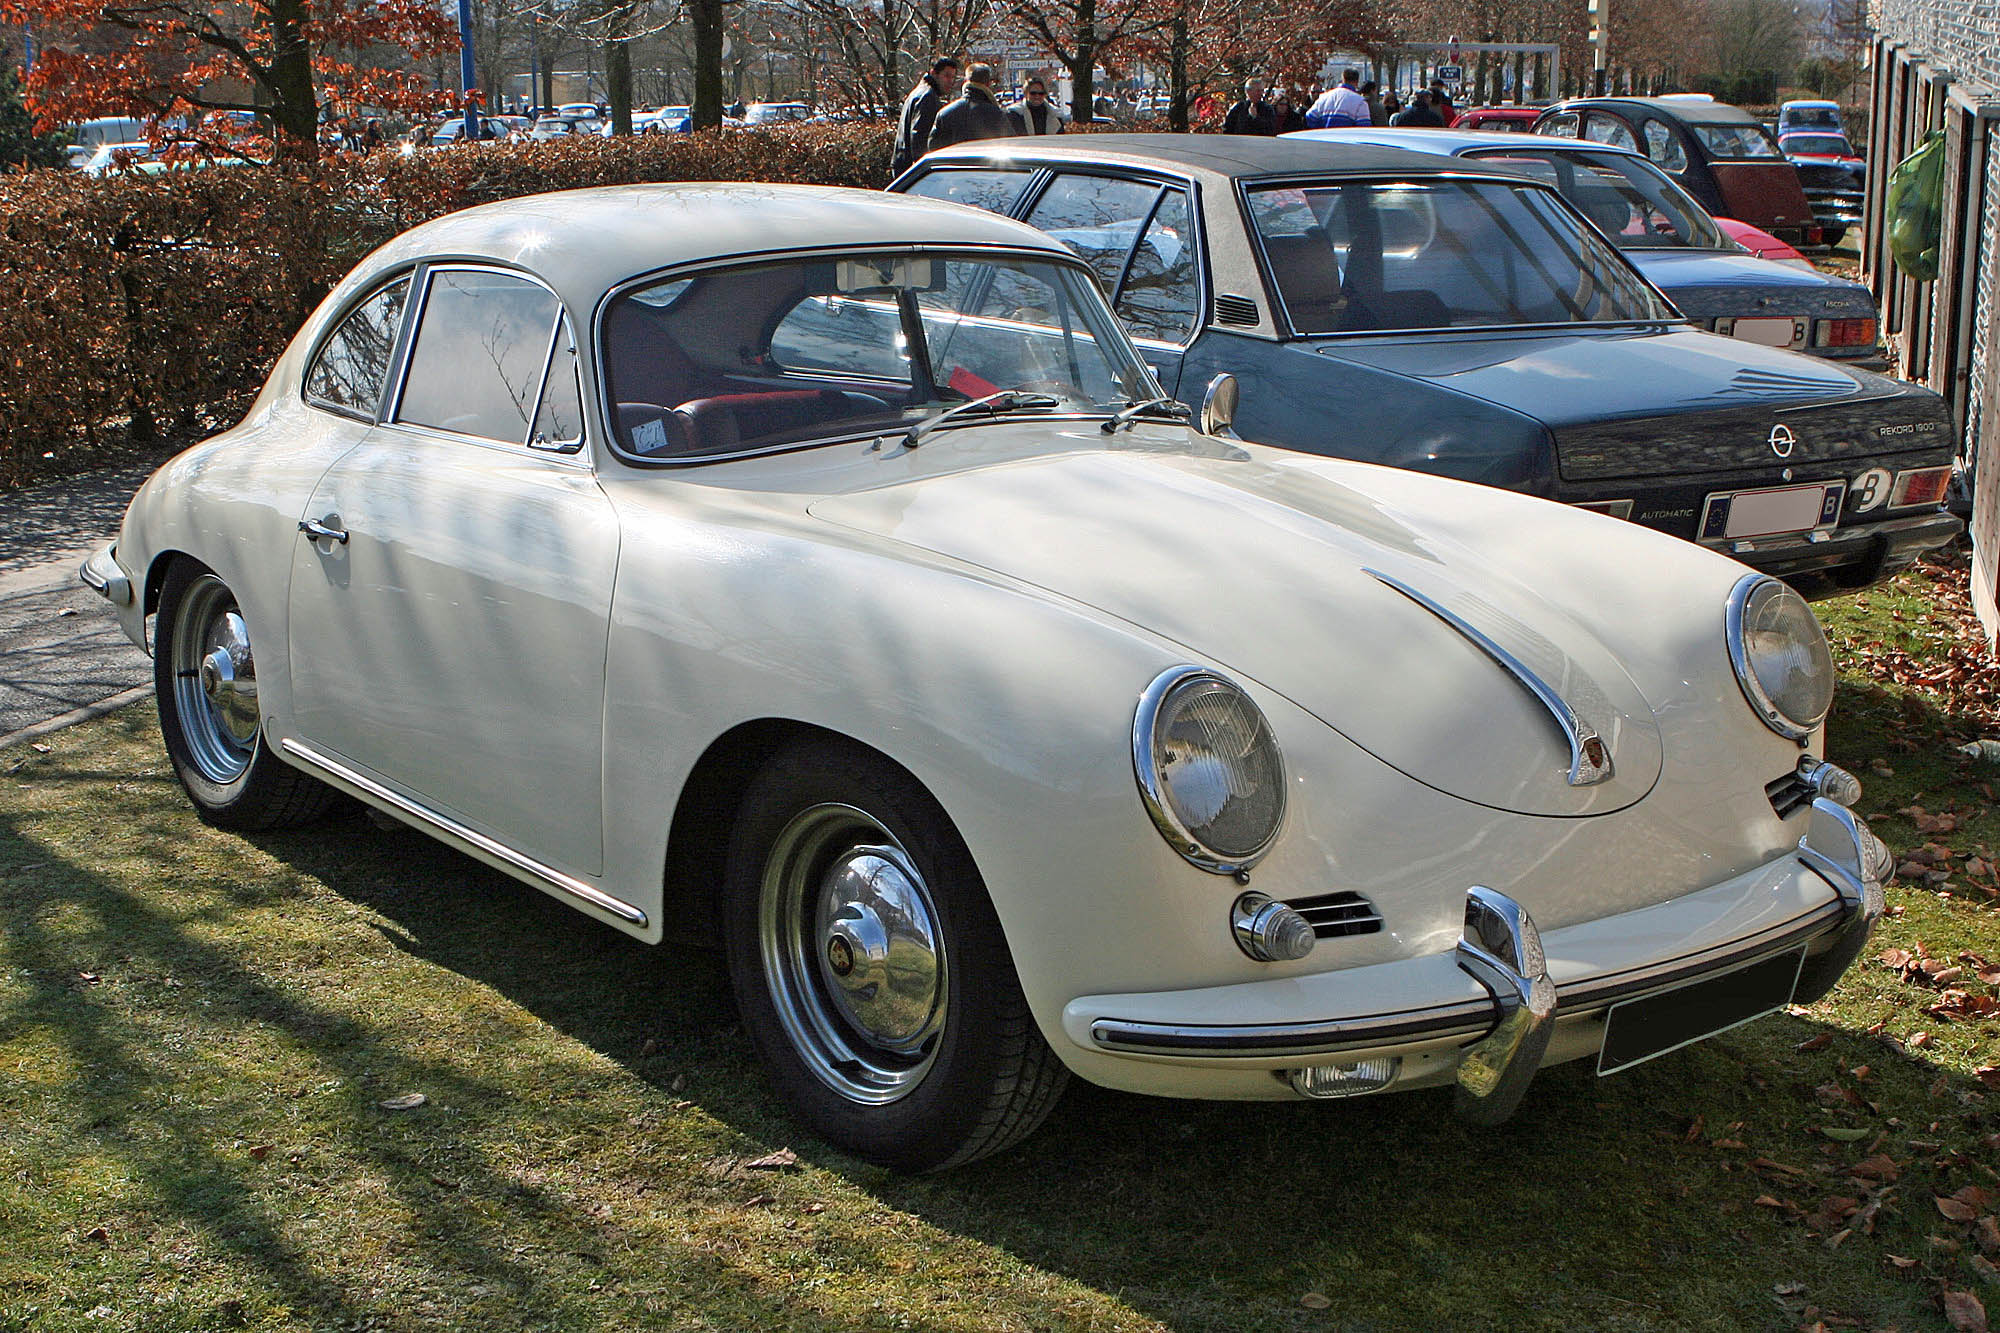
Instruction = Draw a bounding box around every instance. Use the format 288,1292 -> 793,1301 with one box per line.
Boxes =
1,560 -> 1996,1333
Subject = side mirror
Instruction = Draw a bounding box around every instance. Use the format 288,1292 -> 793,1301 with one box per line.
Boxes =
1199,373 -> 1239,436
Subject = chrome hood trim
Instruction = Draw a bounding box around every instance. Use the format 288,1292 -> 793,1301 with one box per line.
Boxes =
809,436 -> 1667,817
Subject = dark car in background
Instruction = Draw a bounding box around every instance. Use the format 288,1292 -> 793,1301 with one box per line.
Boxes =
1300,127 -> 1881,365
1533,96 -> 1823,247
1778,130 -> 1866,245
893,135 -> 1957,589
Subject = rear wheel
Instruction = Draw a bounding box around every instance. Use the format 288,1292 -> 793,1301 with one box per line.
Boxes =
155,560 -> 332,830
723,740 -> 1067,1171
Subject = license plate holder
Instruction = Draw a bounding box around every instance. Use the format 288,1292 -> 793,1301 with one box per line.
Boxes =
1700,481 -> 1845,541
1597,947 -> 1806,1075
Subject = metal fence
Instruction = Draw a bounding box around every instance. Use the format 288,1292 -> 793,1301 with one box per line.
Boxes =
1866,0 -> 2000,639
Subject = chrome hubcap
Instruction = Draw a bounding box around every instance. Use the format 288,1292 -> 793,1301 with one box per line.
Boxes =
170,576 -> 258,784
759,805 -> 946,1104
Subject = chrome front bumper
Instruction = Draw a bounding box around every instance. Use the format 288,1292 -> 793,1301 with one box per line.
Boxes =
1074,797 -> 1889,1121
79,545 -> 133,607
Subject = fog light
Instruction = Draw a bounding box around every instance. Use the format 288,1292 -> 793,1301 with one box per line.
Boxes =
1232,892 -> 1315,962
1288,1058 -> 1400,1099
1799,757 -> 1862,807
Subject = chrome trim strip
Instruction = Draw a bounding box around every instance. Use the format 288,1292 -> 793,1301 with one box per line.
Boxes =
1366,568 -> 1613,786
1087,874 -> 1852,1059
278,738 -> 649,927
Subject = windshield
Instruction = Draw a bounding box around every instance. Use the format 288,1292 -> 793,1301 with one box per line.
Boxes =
603,251 -> 1156,459
1692,123 -> 1783,159
1463,147 -> 1727,249
1783,134 -> 1854,157
1246,179 -> 1675,334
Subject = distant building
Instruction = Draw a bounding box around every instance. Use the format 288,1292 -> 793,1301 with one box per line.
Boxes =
1865,0 -> 2000,637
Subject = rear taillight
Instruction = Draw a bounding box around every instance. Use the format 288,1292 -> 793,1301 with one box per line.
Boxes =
1815,317 -> 1878,348
1805,225 -> 1824,246
1889,466 -> 1952,509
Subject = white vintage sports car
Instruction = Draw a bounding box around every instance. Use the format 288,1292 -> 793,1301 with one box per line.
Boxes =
83,183 -> 1891,1171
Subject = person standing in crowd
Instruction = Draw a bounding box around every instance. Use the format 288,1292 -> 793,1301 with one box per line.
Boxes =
1305,68 -> 1371,128
1009,78 -> 1066,134
358,118 -> 384,152
1272,90 -> 1306,134
1224,79 -> 1278,135
893,56 -> 961,175
929,63 -> 1015,151
1381,90 -> 1403,121
1360,80 -> 1385,125
1428,80 -> 1458,126
1390,89 -> 1446,127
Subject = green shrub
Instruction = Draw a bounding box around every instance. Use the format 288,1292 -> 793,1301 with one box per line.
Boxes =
0,122 -> 892,485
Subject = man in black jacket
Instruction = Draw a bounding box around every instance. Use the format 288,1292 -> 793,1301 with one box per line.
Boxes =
892,56 -> 960,175
928,64 -> 1015,151
1223,79 -> 1278,135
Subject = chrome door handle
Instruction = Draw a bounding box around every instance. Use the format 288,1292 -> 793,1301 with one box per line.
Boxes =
298,517 -> 348,544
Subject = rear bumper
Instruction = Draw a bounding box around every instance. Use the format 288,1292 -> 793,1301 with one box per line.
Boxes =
1711,508 -> 1961,587
1061,798 -> 1887,1115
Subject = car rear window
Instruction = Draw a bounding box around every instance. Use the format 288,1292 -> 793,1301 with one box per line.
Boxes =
1783,134 -> 1853,157
1693,124 -> 1783,158
1462,147 -> 1726,249
1246,178 -> 1674,334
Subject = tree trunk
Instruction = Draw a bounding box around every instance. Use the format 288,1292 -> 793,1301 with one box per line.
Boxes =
266,0 -> 319,160
1070,0 -> 1096,125
607,38 -> 633,133
692,0 -> 726,128
1167,13 -> 1188,132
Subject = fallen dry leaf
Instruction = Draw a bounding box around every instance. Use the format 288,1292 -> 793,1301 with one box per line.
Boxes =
745,1148 -> 800,1171
1300,1292 -> 1332,1310
1847,1154 -> 1901,1183
378,1093 -> 426,1111
1941,1286 -> 1988,1333
82,1227 -> 109,1244
745,1193 -> 776,1207
1976,1068 -> 2000,1091
1940,1196 -> 1980,1223
246,1145 -> 271,1161
1797,1033 -> 1834,1053
1976,1215 -> 2000,1254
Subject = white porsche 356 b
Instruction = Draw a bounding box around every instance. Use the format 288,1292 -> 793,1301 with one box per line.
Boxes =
83,184 -> 1891,1171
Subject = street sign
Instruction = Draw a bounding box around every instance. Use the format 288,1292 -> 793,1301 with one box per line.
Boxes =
1436,64 -> 1464,83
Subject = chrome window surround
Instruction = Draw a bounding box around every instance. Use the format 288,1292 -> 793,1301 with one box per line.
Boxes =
1131,665 -> 1287,875
590,242 -> 1158,469
1724,571 -> 1832,742
1234,169 -> 1683,341
388,263 -> 586,455
300,271 -> 418,424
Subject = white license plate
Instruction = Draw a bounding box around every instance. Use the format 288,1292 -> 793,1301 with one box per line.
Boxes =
1730,317 -> 1802,347
1701,481 -> 1844,540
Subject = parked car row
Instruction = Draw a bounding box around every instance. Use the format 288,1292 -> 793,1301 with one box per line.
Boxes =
82,126 -> 1933,1173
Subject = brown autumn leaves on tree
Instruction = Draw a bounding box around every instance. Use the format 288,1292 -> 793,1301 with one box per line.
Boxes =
2,0 -> 461,159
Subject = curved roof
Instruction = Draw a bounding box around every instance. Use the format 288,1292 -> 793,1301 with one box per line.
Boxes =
915,132 -> 1533,183
1287,126 -> 1649,159
1544,96 -> 1764,126
358,182 -> 1075,300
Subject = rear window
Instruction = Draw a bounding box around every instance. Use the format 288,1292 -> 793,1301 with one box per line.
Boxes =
1783,134 -> 1853,157
1246,179 -> 1674,334
1462,147 -> 1726,249
1693,124 -> 1783,158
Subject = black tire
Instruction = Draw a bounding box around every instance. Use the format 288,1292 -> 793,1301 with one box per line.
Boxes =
154,559 -> 333,831
723,739 -> 1068,1171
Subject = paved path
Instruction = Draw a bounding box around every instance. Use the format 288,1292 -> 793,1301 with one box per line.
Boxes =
0,465 -> 157,746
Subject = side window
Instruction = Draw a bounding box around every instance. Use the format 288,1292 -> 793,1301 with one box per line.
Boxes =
1583,114 -> 1638,150
1025,174 -> 1164,296
396,270 -> 564,445
1641,119 -> 1687,172
1541,111 -> 1580,138
304,277 -> 410,418
902,169 -> 1036,216
530,318 -> 584,450
1116,189 -> 1199,344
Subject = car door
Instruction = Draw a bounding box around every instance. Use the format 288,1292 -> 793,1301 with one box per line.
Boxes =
1021,172 -> 1203,395
287,264 -> 617,876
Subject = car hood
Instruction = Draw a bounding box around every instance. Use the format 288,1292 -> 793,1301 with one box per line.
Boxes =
809,440 -> 1665,817
1313,327 -> 1938,479
1623,250 -> 1875,320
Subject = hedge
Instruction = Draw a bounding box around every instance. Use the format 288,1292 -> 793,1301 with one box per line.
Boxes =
0,122 -> 893,485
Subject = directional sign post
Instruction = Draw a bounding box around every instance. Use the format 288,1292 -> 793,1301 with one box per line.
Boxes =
1435,64 -> 1464,85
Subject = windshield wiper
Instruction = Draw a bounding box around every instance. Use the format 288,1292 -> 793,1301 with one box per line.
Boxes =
1100,396 -> 1193,433
903,389 -> 1061,448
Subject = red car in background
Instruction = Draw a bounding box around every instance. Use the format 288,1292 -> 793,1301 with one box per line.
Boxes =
1456,107 -> 1539,132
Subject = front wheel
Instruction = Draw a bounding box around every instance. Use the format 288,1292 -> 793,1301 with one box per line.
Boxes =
154,560 -> 332,830
723,740 -> 1068,1171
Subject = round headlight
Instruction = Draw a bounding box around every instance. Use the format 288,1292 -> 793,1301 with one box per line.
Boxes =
1133,667 -> 1286,873
1726,574 -> 1835,741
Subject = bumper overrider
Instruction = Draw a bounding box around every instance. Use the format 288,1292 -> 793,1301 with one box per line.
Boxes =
1066,794 -> 1889,1121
